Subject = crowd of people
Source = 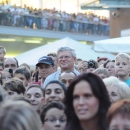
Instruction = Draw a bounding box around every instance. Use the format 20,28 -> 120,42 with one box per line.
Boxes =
0,45 -> 130,130
0,1 -> 109,35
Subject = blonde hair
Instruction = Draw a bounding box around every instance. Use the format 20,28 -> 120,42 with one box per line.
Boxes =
116,81 -> 130,99
103,76 -> 130,100
0,101 -> 41,130
115,53 -> 130,67
103,76 -> 119,87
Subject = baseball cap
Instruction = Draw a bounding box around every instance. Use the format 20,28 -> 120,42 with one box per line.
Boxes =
36,56 -> 54,66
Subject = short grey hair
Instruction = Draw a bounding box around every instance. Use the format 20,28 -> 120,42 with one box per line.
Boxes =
103,76 -> 119,87
103,76 -> 130,100
57,47 -> 76,57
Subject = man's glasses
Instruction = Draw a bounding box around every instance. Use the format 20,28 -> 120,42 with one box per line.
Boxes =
58,56 -> 72,60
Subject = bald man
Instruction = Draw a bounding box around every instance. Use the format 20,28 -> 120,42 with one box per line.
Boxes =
3,57 -> 18,71
59,71 -> 76,88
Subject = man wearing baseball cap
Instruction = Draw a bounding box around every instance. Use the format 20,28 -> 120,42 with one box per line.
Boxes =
36,56 -> 54,85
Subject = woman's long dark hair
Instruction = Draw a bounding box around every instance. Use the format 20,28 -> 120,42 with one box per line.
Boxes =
64,73 -> 111,130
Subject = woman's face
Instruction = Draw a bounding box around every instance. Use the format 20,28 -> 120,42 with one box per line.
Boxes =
45,83 -> 65,104
106,62 -> 116,76
106,85 -> 121,103
73,80 -> 99,121
109,113 -> 130,130
43,108 -> 67,130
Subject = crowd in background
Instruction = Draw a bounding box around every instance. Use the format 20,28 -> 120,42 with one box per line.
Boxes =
0,45 -> 130,130
0,1 -> 109,35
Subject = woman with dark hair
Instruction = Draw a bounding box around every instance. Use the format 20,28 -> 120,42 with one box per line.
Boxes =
64,73 -> 111,130
45,80 -> 67,104
41,102 -> 67,130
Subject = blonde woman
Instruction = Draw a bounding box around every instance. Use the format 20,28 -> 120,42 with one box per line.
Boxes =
103,76 -> 130,103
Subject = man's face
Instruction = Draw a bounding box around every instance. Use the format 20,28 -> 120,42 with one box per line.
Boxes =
38,63 -> 54,79
4,58 -> 17,71
45,83 -> 65,104
14,73 -> 29,87
26,87 -> 44,113
58,51 -> 76,71
60,72 -> 76,87
115,57 -> 130,77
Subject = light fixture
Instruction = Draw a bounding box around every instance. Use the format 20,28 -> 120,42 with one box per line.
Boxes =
0,39 -> 16,42
24,40 -> 41,44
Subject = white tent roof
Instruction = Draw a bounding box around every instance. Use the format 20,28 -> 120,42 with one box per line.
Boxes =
16,37 -> 115,67
94,36 -> 130,53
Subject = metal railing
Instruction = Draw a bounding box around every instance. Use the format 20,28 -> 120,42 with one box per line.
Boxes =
0,12 -> 109,36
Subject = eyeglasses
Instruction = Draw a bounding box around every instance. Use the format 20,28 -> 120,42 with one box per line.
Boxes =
58,56 -> 72,60
44,117 -> 67,123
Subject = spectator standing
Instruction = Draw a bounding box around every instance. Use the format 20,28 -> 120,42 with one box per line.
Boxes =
2,77 -> 25,99
104,60 -> 116,76
107,99 -> 130,130
44,80 -> 66,104
115,53 -> 130,86
14,66 -> 31,88
41,102 -> 67,130
3,57 -> 18,71
36,56 -> 54,86
26,84 -> 44,114
64,73 -> 110,130
59,71 -> 76,87
43,47 -> 79,88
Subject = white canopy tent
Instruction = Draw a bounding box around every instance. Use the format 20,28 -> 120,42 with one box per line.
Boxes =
94,36 -> 130,53
16,37 -> 115,68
